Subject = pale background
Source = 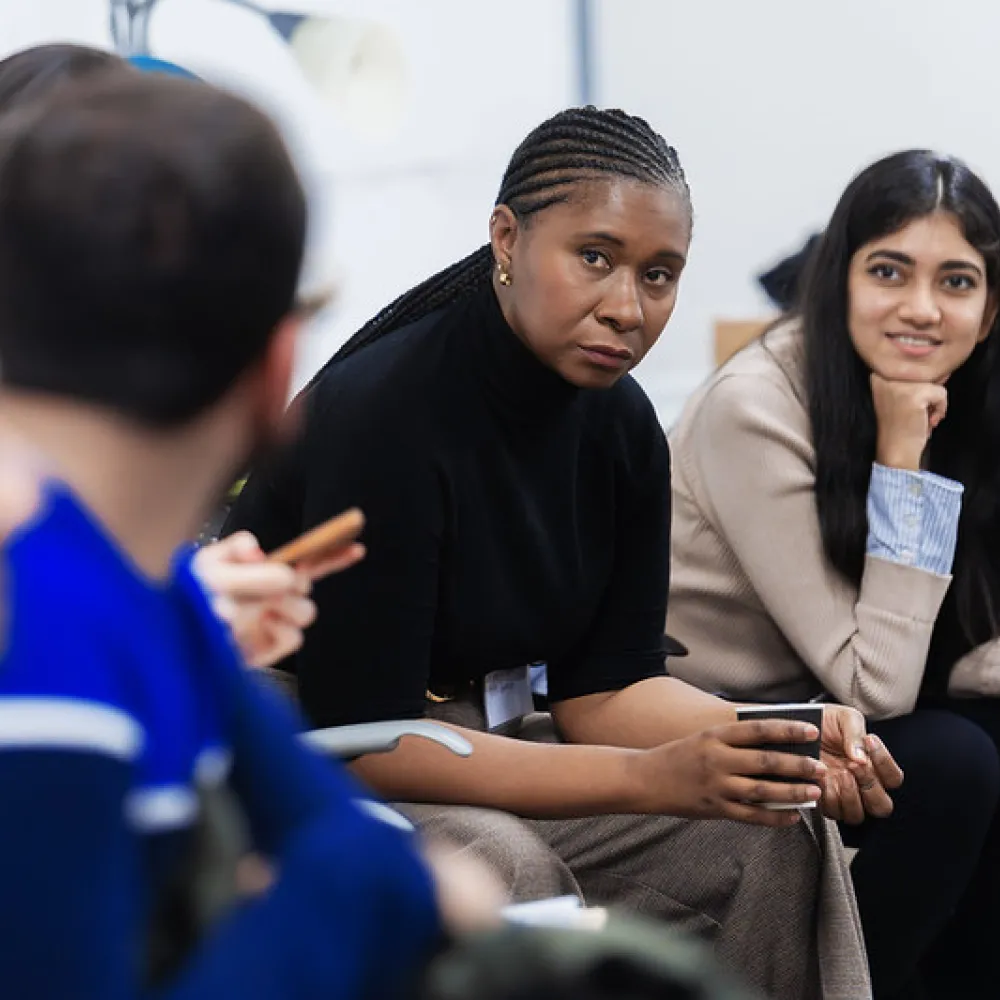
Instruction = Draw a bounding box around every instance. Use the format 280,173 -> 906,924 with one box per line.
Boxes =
2,0 -> 998,424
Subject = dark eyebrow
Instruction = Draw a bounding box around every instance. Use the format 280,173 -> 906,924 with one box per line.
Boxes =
650,249 -> 688,265
940,259 -> 984,277
865,250 -> 914,266
579,231 -> 687,264
580,230 -> 626,248
866,248 -> 983,277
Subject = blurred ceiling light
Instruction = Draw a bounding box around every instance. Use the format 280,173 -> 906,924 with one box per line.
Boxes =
110,0 -> 407,139
273,13 -> 407,139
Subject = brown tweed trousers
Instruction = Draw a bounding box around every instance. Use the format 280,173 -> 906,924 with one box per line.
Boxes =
257,670 -> 870,1000
400,698 -> 870,1000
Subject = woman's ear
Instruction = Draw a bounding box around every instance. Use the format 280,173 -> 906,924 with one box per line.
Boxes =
979,294 -> 999,342
489,204 -> 519,276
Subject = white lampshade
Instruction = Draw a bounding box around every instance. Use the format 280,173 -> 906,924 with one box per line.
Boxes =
286,15 -> 407,140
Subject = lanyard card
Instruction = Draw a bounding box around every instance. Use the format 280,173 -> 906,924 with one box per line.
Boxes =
484,666 -> 534,732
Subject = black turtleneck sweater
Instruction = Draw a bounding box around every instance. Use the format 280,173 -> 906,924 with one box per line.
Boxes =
225,283 -> 674,729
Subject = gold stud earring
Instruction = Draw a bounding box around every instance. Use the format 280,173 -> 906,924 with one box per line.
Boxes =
497,262 -> 512,286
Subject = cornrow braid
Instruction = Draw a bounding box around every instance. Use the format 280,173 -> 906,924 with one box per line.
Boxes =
316,106 -> 689,374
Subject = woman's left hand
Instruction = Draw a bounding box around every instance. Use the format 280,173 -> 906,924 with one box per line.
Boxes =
192,530 -> 364,668
818,704 -> 904,824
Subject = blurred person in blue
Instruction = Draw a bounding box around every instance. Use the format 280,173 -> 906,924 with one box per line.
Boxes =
0,54 -> 459,999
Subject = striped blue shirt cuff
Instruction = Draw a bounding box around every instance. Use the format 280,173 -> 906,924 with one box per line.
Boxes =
866,464 -> 963,576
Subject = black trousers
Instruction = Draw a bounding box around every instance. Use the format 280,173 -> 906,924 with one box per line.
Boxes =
842,701 -> 1000,999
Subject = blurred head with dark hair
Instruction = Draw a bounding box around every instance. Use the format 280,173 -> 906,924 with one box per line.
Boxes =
0,69 -> 307,561
0,43 -> 126,114
0,71 -> 305,427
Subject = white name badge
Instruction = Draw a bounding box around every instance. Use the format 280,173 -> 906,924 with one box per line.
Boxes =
529,663 -> 549,697
484,666 -> 534,732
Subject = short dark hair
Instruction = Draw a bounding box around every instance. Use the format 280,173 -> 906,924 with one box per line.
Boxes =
796,150 -> 1000,688
0,71 -> 307,426
0,43 -> 125,114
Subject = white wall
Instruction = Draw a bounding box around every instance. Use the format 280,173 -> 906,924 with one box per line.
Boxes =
281,0 -> 577,388
596,0 -> 1000,424
8,1 -> 1000,424
145,0 -> 577,390
0,0 -> 576,392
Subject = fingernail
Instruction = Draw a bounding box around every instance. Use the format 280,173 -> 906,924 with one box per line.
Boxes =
864,735 -> 880,753
852,742 -> 867,761
802,724 -> 819,740
806,786 -> 822,800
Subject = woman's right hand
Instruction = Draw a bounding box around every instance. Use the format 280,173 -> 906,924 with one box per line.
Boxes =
871,372 -> 948,471
632,720 -> 826,827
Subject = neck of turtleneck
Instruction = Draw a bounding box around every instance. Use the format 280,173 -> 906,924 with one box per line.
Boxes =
460,281 -> 580,421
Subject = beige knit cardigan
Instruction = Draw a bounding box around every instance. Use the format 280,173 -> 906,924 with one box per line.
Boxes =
666,324 -> 997,718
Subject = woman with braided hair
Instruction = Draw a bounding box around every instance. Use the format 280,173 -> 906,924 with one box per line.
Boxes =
227,107 -> 885,999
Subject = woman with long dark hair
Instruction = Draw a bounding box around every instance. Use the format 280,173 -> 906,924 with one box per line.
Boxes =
668,149 -> 1000,998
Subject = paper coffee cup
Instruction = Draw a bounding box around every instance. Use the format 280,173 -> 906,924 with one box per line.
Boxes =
735,703 -> 823,810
